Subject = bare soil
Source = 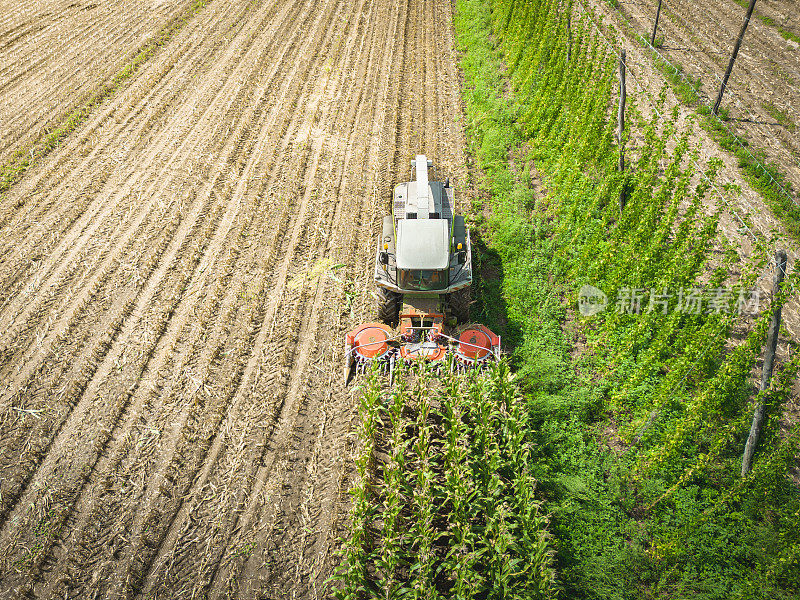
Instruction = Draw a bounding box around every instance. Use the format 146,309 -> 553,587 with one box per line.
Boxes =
0,0 -> 470,597
618,0 -> 800,196
0,0 -> 201,164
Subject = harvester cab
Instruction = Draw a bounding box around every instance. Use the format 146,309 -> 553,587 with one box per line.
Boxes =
344,154 -> 501,383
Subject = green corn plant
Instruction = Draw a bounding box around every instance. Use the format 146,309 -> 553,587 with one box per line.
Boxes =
334,366 -> 383,598
409,366 -> 439,600
376,367 -> 412,599
440,361 -> 484,598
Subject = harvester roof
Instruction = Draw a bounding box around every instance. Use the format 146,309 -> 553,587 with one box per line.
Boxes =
395,219 -> 449,270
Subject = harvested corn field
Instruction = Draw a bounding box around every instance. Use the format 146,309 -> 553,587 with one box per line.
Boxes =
0,0 -> 469,597
0,0 -> 206,166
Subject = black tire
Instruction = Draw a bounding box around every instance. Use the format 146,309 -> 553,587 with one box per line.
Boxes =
377,286 -> 401,324
448,287 -> 471,323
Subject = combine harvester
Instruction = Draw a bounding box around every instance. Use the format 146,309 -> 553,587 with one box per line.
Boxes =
344,154 -> 501,383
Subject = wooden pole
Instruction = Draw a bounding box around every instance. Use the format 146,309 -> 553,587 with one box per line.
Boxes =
618,49 -> 627,212
741,249 -> 787,476
567,14 -> 572,62
713,0 -> 757,115
650,0 -> 663,46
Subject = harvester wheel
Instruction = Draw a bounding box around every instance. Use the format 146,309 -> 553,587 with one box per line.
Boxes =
448,287 -> 471,323
377,287 -> 401,324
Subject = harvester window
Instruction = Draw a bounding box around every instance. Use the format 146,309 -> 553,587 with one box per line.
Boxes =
398,269 -> 447,291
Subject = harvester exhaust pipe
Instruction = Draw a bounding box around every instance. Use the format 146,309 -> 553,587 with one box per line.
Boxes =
414,154 -> 431,219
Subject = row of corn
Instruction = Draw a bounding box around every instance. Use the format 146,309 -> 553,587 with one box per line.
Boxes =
334,358 -> 557,599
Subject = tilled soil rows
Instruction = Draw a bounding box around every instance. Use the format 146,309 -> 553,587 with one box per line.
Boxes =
0,0 -> 203,165
0,0 -> 469,597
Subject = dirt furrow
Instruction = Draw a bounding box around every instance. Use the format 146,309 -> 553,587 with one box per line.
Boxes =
434,0 -> 470,189
47,3 -> 350,592
0,0 -> 290,430
37,123 -> 296,600
135,6 -> 366,595
204,2 -> 400,592
140,135 -> 326,600
0,70 -> 272,552
34,56 -> 311,595
0,14 -> 208,233
0,0 -> 268,320
0,0 -> 297,566
0,0 -> 326,592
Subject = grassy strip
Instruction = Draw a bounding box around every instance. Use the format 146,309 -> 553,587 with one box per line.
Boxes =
0,0 -> 211,196
730,0 -> 800,42
763,102 -> 796,131
778,27 -> 800,44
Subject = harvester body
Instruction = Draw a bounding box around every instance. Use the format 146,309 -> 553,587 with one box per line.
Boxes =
375,154 -> 472,299
344,155 -> 500,382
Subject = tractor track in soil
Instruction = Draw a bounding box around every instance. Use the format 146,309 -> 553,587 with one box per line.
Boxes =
0,0 -> 470,598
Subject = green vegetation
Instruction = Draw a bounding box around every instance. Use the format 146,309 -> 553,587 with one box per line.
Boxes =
778,28 -> 800,44
14,505 -> 66,571
645,46 -> 702,106
449,0 -> 799,597
334,361 -> 557,598
334,0 -> 799,597
0,0 -> 211,197
763,102 -> 797,131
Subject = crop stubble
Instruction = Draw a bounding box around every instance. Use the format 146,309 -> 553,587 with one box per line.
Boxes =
0,0 -> 468,598
0,0 -> 205,165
